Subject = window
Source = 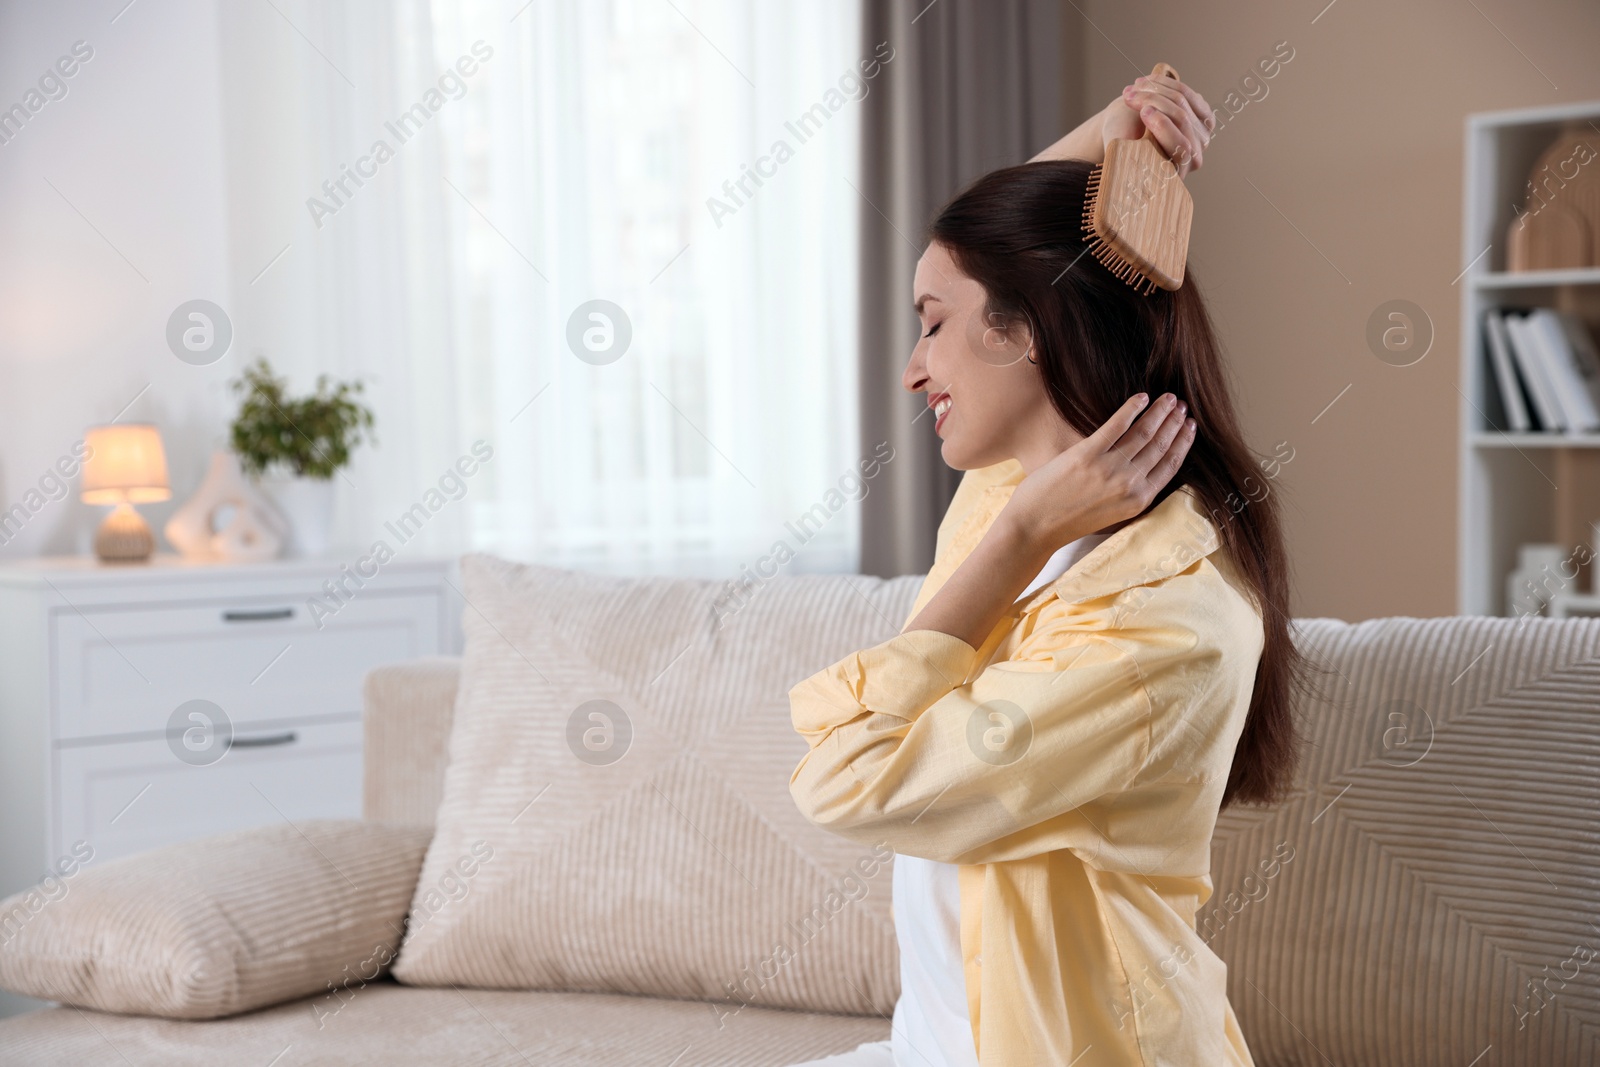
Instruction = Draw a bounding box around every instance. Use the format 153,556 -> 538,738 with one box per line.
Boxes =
427,0 -> 864,576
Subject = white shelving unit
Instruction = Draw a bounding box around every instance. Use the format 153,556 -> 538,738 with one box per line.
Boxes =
1460,101 -> 1600,615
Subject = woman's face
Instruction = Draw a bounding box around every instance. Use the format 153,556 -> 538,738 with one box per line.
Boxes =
904,241 -> 1075,472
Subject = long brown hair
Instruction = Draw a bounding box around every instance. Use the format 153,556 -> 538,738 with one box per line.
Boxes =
927,158 -> 1307,809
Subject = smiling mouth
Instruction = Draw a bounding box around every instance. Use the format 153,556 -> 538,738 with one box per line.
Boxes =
932,394 -> 952,432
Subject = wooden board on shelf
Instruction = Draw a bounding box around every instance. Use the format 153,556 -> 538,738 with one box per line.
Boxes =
1555,449 -> 1600,595
1506,126 -> 1600,272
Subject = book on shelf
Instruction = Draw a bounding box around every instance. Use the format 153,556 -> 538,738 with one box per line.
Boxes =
1500,310 -> 1567,431
1483,310 -> 1531,431
1529,308 -> 1600,431
1554,310 -> 1600,425
1485,308 -> 1600,434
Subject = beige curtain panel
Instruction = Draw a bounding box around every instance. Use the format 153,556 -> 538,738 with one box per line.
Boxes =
855,0 -> 1072,577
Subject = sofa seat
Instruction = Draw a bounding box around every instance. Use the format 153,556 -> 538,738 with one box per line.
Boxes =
0,982 -> 891,1066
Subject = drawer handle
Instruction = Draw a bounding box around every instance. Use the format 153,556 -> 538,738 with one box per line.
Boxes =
222,608 -> 295,623
230,731 -> 298,748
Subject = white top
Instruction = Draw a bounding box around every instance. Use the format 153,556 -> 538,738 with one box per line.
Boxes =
889,530 -> 1111,1067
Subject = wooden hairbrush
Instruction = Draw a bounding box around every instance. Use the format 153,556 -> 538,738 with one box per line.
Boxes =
1082,62 -> 1194,294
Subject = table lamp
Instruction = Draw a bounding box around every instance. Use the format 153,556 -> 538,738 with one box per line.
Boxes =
81,423 -> 171,562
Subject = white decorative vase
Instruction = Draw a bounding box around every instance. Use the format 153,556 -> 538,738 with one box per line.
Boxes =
165,451 -> 285,562
257,474 -> 336,557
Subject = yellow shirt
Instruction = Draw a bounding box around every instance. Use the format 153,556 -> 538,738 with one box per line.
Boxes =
789,459 -> 1262,1066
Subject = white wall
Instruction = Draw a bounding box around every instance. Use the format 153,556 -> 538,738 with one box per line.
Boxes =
0,0 -> 488,564
0,0 -> 233,558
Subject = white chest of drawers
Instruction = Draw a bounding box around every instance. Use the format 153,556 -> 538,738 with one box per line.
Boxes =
0,554 -> 456,900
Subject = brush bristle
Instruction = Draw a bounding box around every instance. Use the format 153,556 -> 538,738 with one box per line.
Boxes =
1081,161 -> 1158,296
1081,165 -> 1101,240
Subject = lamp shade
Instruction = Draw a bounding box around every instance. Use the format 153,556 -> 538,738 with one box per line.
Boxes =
81,423 -> 171,505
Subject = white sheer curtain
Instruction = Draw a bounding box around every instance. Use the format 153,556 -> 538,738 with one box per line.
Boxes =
226,0 -> 863,577
219,0 -> 466,563
428,0 -> 863,576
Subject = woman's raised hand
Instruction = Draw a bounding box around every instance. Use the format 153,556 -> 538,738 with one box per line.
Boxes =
1003,393 -> 1196,554
1101,75 -> 1216,178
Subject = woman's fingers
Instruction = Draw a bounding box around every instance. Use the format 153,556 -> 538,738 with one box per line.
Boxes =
1048,393 -> 1195,537
1127,76 -> 1213,145
1085,392 -> 1156,453
1146,417 -> 1197,491
1175,79 -> 1218,134
1131,104 -> 1200,176
1126,79 -> 1203,139
1090,393 -> 1194,490
1128,400 -> 1188,475
1128,77 -> 1213,146
1116,394 -> 1180,468
1124,78 -> 1210,174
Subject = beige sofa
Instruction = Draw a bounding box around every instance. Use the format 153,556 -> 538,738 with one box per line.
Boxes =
1,558 -> 1597,1066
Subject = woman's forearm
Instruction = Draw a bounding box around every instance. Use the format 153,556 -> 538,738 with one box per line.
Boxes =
1028,100 -> 1111,164
903,513 -> 1057,652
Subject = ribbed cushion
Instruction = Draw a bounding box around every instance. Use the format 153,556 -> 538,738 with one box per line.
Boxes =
0,981 -> 890,1065
390,554 -> 919,1016
0,820 -> 431,1019
1208,616 -> 1600,1065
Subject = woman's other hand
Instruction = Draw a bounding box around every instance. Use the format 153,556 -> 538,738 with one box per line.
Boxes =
1100,74 -> 1216,178
1002,392 -> 1196,554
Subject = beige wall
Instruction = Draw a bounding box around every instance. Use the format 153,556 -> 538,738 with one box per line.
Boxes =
1067,0 -> 1600,619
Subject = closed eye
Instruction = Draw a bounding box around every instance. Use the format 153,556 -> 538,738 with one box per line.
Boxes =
923,322 -> 942,338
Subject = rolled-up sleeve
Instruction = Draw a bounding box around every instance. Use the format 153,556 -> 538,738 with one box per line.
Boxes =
788,625 -> 1153,864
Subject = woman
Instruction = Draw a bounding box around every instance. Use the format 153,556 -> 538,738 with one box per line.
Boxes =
786,74 -> 1305,1066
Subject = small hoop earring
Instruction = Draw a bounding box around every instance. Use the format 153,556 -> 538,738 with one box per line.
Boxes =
1024,346 -> 1037,365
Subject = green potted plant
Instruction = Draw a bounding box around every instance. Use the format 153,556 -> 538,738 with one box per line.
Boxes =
228,357 -> 376,556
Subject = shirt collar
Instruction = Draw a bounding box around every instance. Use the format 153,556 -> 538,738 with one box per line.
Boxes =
949,461 -> 1222,614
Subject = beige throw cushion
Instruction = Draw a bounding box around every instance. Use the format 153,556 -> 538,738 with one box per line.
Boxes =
390,554 -> 917,1017
0,820 -> 431,1019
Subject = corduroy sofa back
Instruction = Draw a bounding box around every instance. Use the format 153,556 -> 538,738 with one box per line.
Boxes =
363,610 -> 1600,1065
